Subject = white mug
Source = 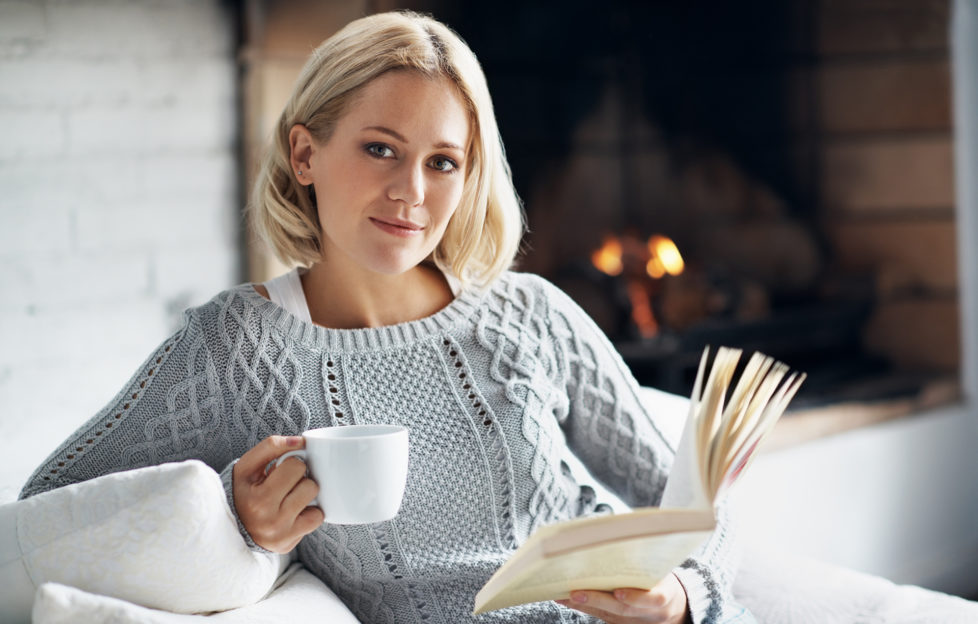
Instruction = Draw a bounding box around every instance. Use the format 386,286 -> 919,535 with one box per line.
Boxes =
275,425 -> 409,525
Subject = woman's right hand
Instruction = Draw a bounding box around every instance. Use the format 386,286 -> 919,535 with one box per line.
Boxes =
232,435 -> 325,553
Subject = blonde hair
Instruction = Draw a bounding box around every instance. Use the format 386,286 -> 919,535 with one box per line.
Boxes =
249,11 -> 524,287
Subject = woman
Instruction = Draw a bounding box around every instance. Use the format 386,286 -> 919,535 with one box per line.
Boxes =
21,11 -> 748,624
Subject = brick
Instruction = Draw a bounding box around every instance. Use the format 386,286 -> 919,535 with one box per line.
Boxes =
630,147 -> 682,232
142,105 -> 236,153
0,111 -> 66,160
821,137 -> 954,211
825,219 -> 958,294
0,0 -> 239,500
0,57 -> 234,109
43,0 -> 233,59
818,59 -> 951,133
0,161 -> 86,207
0,354 -> 164,492
0,1 -> 45,42
0,203 -> 73,256
13,153 -> 235,205
864,298 -> 960,371
0,299 -> 169,368
0,252 -> 151,309
67,101 -> 235,156
43,3 -> 162,57
0,59 -> 135,109
786,141 -> 820,201
0,158 -> 151,211
569,84 -> 624,148
152,247 -> 240,308
143,154 -> 236,197
817,0 -> 949,56
74,196 -> 237,254
142,58 -> 236,106
786,67 -> 815,133
523,153 -> 623,276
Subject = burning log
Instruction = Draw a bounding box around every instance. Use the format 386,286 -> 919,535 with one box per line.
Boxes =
591,232 -> 685,338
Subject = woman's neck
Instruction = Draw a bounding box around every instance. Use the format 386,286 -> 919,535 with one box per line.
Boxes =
300,261 -> 454,329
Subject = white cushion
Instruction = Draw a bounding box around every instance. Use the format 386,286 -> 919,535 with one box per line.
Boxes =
31,563 -> 363,624
32,582 -> 203,624
733,545 -> 978,624
0,460 -> 289,623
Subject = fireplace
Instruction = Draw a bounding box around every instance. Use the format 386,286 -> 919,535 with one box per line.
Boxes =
442,0 -> 960,409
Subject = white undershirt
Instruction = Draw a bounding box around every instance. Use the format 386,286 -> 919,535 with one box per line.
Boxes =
263,268 -> 313,324
262,267 -> 461,325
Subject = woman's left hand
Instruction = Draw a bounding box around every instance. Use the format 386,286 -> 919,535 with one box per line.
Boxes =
555,573 -> 692,623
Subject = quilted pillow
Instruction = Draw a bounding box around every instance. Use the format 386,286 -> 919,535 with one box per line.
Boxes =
31,563 -> 363,624
0,460 -> 289,623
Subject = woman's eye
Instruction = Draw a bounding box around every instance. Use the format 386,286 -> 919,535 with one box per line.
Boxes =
429,157 -> 458,173
366,143 -> 394,158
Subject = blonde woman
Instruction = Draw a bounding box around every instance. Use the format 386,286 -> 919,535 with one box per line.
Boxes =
21,11 -> 750,624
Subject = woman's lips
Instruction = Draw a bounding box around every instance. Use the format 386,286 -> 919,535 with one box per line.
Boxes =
369,217 -> 424,237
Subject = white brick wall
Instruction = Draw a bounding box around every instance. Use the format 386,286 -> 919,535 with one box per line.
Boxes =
0,0 -> 240,499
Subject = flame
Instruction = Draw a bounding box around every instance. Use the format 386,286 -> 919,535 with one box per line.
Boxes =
647,235 -> 684,278
591,236 -> 624,276
626,280 -> 658,338
590,232 -> 683,339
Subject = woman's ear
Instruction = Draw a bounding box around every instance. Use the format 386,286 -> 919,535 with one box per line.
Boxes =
289,124 -> 315,186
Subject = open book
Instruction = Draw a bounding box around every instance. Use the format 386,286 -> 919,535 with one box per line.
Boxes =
473,346 -> 805,615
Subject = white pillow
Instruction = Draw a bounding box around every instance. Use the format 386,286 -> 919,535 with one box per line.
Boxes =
0,460 -> 289,623
32,582 -> 205,624
32,563 -> 364,624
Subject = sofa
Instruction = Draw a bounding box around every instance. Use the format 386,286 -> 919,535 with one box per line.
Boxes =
4,388 -> 978,623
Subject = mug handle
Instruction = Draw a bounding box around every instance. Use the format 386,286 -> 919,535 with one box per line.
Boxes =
264,450 -> 320,507
263,449 -> 307,475
275,449 -> 307,469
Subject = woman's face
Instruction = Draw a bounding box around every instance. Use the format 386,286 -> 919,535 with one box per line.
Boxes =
297,71 -> 471,278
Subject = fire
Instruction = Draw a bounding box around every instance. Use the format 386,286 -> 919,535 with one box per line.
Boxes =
591,236 -> 624,276
646,235 -> 684,279
590,232 -> 684,339
626,280 -> 658,338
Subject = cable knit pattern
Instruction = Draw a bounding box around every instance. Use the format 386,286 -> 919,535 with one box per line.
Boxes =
219,295 -> 311,444
476,278 -> 575,538
542,281 -> 673,508
20,272 -> 741,623
125,333 -> 222,466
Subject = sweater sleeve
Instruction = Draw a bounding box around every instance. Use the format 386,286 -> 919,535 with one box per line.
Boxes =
219,458 -> 273,553
537,276 -> 743,624
18,308 -> 235,500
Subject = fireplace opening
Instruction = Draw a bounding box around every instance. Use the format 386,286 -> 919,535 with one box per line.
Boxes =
443,1 -> 960,410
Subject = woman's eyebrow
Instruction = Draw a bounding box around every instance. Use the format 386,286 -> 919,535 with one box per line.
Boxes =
362,125 -> 463,152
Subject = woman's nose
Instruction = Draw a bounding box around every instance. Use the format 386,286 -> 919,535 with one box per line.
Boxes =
387,162 -> 424,207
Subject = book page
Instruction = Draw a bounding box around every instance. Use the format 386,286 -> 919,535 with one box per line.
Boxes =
660,348 -> 712,510
473,528 -> 714,614
659,407 -> 710,509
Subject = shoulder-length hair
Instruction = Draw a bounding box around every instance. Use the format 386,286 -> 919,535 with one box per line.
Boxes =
249,11 -> 524,287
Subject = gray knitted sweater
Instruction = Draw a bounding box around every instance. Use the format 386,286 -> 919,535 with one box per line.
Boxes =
21,271 -> 741,623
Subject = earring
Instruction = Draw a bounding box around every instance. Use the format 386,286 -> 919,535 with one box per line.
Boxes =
297,169 -> 303,176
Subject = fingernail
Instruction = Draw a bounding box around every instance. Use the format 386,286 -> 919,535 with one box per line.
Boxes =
286,436 -> 302,447
571,591 -> 587,603
615,589 -> 627,601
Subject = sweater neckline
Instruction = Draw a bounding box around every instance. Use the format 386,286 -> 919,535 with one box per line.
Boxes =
236,278 -> 490,352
